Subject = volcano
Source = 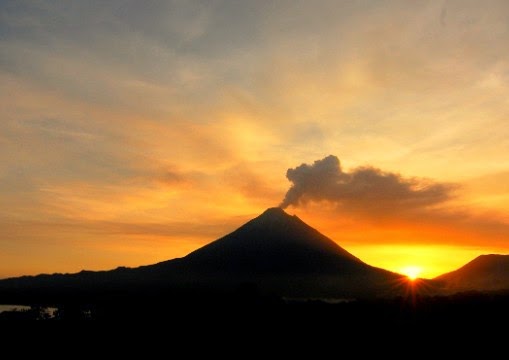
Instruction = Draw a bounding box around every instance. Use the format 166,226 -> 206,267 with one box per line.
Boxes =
0,208 -> 405,300
178,207 -> 366,274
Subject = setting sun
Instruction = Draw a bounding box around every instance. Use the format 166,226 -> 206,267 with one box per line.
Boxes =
400,266 -> 423,280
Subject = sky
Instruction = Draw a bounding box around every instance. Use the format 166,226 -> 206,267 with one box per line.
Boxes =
2,0 -> 509,279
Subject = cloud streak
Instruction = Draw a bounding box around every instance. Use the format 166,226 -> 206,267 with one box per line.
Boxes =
280,155 -> 455,215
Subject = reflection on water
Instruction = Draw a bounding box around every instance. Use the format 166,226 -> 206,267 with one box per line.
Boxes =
0,304 -> 95,320
0,304 -> 58,320
0,304 -> 31,313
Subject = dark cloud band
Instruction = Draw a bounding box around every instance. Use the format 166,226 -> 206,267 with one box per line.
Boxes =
280,155 -> 454,214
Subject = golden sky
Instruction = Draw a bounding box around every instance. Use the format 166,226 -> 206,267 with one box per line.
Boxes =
2,1 -> 509,279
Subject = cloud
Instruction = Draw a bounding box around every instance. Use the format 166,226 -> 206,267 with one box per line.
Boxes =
280,155 -> 455,215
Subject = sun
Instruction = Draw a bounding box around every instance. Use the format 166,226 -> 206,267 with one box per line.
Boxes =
400,266 -> 422,281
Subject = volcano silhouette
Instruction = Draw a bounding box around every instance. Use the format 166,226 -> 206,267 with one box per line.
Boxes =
0,208 -> 405,299
130,207 -> 405,297
181,207 -> 364,274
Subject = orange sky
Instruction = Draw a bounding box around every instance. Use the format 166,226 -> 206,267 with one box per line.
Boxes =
2,1 -> 509,279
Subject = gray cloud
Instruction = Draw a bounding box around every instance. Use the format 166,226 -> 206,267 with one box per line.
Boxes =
280,155 -> 454,214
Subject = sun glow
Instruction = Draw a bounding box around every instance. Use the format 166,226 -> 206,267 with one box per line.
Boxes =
400,266 -> 422,280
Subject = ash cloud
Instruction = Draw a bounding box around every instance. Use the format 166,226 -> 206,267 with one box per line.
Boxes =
280,155 -> 454,214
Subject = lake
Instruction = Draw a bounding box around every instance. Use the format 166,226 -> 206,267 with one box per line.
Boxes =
0,304 -> 31,313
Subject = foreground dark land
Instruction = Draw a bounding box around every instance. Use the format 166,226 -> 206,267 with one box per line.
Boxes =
3,288 -> 509,323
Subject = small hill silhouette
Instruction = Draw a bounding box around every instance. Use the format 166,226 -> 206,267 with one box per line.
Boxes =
435,254 -> 509,292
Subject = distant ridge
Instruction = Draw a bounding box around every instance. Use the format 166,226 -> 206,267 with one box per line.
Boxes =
435,254 -> 509,292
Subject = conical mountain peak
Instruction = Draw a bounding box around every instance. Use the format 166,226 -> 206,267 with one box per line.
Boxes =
182,207 -> 364,274
251,207 -> 300,227
260,207 -> 291,217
